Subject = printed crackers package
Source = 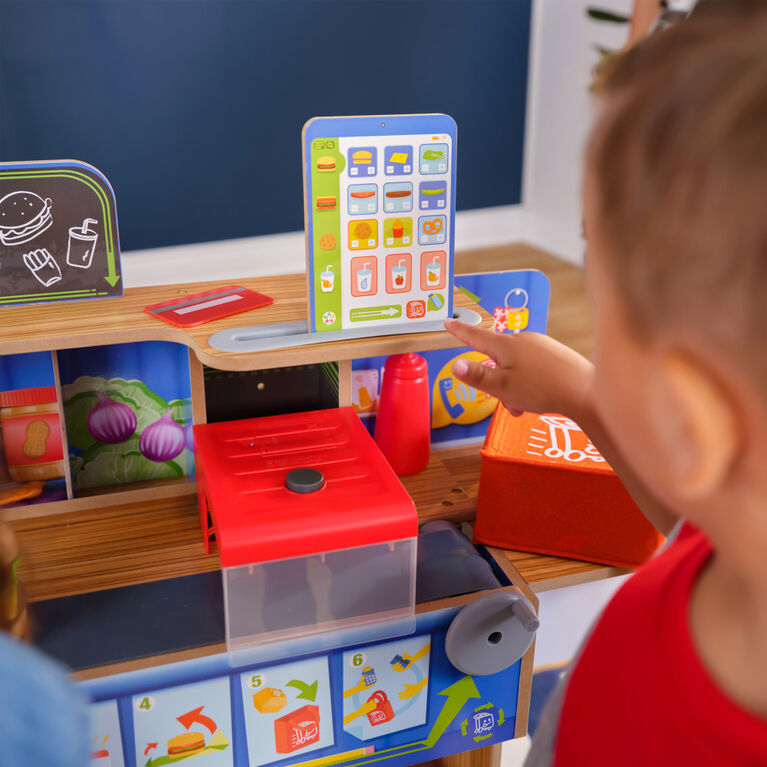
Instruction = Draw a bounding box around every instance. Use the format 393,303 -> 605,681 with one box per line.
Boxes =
475,408 -> 664,568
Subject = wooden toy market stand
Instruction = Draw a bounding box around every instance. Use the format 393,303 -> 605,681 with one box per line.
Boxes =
1,268 -> 628,767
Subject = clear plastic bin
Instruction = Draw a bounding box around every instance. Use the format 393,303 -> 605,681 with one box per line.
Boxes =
223,538 -> 416,653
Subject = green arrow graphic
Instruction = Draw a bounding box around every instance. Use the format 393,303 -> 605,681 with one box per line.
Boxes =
350,305 -> 402,322
424,675 -> 481,747
286,679 -> 318,702
457,285 -> 481,303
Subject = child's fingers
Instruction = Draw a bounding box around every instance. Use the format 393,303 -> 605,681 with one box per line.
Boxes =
444,317 -> 505,359
451,357 -> 509,402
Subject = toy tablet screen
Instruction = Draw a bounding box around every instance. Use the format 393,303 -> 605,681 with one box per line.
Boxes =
303,115 -> 456,333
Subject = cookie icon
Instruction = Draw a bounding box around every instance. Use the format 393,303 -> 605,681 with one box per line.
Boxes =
319,233 -> 336,251
354,221 -> 372,239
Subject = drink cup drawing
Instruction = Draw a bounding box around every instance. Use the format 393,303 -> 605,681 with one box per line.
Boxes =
22,248 -> 62,287
357,262 -> 373,293
426,261 -> 441,285
321,265 -> 335,292
392,259 -> 408,290
66,217 -> 99,269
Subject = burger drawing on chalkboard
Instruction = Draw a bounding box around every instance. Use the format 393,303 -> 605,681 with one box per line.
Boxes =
0,191 -> 53,246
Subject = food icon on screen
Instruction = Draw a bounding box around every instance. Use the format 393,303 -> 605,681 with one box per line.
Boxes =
316,156 -> 336,173
419,181 -> 447,210
384,145 -> 413,175
420,251 -> 446,290
418,215 -> 446,245
419,143 -> 449,174
383,183 -> 413,213
357,263 -> 373,293
348,219 -> 378,250
0,190 -> 53,246
22,248 -> 62,287
348,184 -> 378,214
316,196 -> 337,210
348,147 -> 377,177
321,265 -> 335,293
319,233 -> 336,251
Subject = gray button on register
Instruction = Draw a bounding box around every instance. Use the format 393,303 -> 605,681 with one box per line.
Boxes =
285,468 -> 325,494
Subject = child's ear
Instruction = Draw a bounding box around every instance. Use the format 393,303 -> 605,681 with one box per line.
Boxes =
650,350 -> 739,500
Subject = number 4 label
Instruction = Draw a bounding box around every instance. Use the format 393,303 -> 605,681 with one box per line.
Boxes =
136,696 -> 155,711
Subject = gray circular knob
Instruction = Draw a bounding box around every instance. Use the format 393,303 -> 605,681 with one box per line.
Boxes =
285,468 -> 325,494
445,591 -> 539,676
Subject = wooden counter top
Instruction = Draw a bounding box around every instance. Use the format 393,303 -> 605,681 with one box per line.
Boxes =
9,445 -> 626,603
0,276 -> 491,371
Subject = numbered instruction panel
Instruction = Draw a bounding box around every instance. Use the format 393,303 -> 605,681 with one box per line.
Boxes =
81,608 -> 522,767
303,115 -> 456,333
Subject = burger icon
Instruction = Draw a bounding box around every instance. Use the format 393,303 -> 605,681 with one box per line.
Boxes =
0,190 -> 53,246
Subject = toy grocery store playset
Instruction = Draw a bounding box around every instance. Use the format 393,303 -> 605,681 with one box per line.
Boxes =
0,136 -> 549,767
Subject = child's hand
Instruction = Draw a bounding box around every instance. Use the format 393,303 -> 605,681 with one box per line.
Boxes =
444,318 -> 594,422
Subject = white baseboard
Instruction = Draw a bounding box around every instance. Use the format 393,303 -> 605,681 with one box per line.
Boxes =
121,205 -> 523,288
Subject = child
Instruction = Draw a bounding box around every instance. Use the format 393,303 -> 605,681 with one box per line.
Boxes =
446,6 -> 767,765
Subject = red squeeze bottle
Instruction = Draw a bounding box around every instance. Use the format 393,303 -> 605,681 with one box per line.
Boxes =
374,353 -> 430,475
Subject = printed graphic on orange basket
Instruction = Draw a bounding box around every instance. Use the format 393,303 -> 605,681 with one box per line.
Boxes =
525,414 -> 606,467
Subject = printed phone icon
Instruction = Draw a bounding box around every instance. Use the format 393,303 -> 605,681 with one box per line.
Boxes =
439,378 -> 465,419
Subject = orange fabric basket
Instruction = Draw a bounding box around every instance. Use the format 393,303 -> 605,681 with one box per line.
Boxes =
475,408 -> 664,568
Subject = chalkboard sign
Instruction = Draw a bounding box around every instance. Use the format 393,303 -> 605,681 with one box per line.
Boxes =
0,160 -> 122,307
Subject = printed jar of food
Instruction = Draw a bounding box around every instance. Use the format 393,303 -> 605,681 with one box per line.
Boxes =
0,387 -> 65,481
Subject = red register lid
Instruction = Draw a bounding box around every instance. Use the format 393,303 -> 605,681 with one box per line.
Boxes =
194,407 -> 418,567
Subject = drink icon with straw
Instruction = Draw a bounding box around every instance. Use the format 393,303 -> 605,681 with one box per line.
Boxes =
321,265 -> 335,292
357,262 -> 373,293
391,259 -> 408,291
66,217 -> 99,269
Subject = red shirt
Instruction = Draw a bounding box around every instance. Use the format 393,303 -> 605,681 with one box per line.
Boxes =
554,524 -> 767,765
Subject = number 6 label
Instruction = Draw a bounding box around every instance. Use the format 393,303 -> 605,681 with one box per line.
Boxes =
349,652 -> 366,668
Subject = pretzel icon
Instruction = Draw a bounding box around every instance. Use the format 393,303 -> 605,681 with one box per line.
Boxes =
422,218 -> 443,235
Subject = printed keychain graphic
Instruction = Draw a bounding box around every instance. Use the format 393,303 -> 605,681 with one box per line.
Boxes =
493,289 -> 530,333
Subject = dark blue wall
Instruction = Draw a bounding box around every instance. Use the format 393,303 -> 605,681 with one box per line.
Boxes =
1,0 -> 531,251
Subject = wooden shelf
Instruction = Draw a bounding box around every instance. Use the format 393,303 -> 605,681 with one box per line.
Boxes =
0,276 -> 492,371
10,444 -> 626,603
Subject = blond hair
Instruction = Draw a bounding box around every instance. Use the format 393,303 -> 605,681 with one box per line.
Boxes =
590,6 -> 767,381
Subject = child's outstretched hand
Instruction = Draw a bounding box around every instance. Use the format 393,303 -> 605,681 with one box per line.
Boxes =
443,318 -> 593,422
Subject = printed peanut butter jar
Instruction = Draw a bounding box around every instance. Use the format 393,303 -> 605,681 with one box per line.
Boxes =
0,386 -> 65,481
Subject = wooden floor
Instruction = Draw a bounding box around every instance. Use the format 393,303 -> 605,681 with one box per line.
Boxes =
4,242 -> 607,604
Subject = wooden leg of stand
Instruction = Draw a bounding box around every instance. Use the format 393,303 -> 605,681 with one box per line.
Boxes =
415,744 -> 502,767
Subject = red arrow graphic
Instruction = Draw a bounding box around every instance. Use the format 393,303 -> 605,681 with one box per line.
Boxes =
144,743 -> 158,756
177,706 -> 217,734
